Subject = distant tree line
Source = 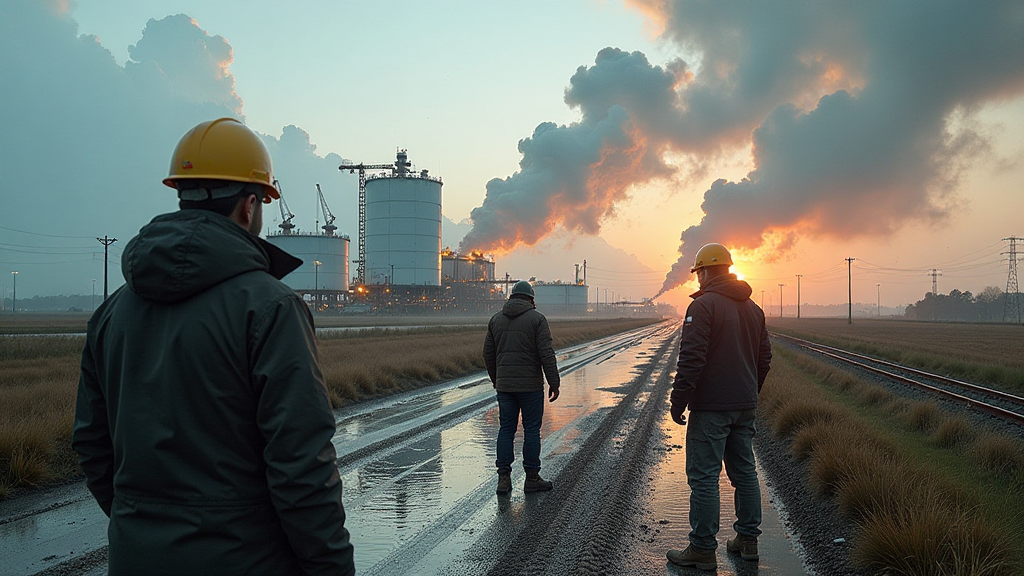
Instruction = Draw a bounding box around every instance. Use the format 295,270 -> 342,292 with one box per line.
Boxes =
903,286 -> 1021,323
3,294 -> 98,313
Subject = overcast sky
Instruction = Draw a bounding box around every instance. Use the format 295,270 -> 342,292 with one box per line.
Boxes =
2,0 -> 1022,312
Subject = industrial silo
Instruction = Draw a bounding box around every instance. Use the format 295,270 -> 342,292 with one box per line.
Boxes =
266,233 -> 350,294
364,150 -> 442,286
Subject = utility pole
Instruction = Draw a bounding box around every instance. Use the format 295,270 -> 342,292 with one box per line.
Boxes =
760,290 -> 765,310
778,284 -> 785,318
11,271 -> 18,313
97,235 -> 118,300
846,257 -> 856,324
314,260 -> 322,311
876,284 -> 881,317
795,274 -> 803,319
92,279 -> 96,311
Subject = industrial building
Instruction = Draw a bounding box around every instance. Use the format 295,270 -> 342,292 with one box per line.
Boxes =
364,150 -> 443,286
266,182 -> 351,310
533,282 -> 588,316
263,148 -> 662,318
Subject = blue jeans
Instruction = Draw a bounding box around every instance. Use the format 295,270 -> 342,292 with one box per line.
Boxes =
495,390 -> 545,473
685,409 -> 762,550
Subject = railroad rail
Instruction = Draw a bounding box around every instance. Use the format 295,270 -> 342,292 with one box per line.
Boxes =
771,332 -> 1024,426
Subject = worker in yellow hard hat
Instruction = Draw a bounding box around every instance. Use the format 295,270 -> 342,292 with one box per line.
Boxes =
666,242 -> 772,571
73,118 -> 355,575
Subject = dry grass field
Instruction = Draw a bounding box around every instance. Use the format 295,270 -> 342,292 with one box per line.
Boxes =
0,316 -> 660,496
762,347 -> 1024,574
769,317 -> 1024,392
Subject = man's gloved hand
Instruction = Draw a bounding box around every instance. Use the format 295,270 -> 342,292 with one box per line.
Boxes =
669,389 -> 688,425
548,386 -> 560,402
670,401 -> 687,425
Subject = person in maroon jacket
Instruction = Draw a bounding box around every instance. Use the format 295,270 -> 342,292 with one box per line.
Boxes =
665,243 -> 772,571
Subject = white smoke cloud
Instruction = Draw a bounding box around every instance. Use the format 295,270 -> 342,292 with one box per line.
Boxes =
654,0 -> 1024,296
455,1 -> 1024,298
460,48 -> 681,253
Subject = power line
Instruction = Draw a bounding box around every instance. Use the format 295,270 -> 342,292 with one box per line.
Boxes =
0,225 -> 97,240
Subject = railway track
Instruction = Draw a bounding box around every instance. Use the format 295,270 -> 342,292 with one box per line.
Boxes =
772,332 -> 1024,426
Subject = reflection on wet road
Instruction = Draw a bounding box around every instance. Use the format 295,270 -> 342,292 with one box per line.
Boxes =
0,320 -> 808,575
335,322 -> 677,573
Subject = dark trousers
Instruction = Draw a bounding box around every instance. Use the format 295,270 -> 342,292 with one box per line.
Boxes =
685,409 -> 762,550
495,390 -> 544,473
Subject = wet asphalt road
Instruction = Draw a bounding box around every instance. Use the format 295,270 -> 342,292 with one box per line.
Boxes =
1,321 -> 808,575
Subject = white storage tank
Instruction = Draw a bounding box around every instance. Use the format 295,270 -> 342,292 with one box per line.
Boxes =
266,233 -> 350,292
533,282 -> 588,316
365,151 -> 442,286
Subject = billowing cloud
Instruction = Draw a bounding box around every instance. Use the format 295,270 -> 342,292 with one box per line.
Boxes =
455,0 -> 1024,297
459,49 -> 681,253
126,14 -> 242,114
655,0 -> 1024,296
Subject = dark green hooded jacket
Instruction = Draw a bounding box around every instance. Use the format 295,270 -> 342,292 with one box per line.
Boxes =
72,210 -> 354,576
483,294 -> 560,392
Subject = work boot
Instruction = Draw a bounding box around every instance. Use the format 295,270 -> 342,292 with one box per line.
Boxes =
666,544 -> 717,571
727,534 -> 759,561
496,473 -> 512,495
523,471 -> 553,492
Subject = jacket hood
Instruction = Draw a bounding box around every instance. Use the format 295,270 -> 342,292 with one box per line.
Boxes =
122,210 -> 301,304
690,273 -> 753,302
502,295 -> 535,318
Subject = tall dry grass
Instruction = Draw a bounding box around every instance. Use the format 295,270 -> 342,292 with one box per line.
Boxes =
0,318 -> 659,496
761,347 -> 1021,574
0,336 -> 82,496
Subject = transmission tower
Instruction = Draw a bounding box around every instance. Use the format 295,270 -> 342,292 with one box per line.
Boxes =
1004,236 -> 1022,323
928,268 -> 942,295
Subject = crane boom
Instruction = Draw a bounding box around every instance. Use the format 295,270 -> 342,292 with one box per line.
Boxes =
273,179 -> 296,235
316,183 -> 337,236
338,161 -> 396,284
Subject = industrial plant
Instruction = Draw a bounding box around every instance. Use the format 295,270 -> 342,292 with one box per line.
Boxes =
266,149 -> 661,317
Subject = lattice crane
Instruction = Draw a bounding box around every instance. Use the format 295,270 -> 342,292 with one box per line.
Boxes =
338,157 -> 407,284
316,183 -> 337,236
273,179 -> 296,235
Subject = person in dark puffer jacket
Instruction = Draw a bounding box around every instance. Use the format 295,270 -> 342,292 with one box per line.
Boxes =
484,280 -> 560,494
665,243 -> 772,572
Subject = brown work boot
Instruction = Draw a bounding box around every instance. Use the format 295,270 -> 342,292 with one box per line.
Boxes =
523,471 -> 552,492
496,473 -> 512,495
727,534 -> 759,561
666,544 -> 717,571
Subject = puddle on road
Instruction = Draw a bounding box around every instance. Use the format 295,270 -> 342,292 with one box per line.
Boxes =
341,333 -> 673,573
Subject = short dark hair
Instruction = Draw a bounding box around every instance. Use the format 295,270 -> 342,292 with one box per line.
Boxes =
177,179 -> 262,216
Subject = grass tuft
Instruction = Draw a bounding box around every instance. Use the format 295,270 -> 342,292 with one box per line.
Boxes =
932,416 -> 976,448
854,502 -> 1016,576
973,434 -> 1024,478
906,401 -> 941,433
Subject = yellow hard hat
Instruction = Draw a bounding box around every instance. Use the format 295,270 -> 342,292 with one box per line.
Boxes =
163,118 -> 279,203
690,243 -> 733,272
